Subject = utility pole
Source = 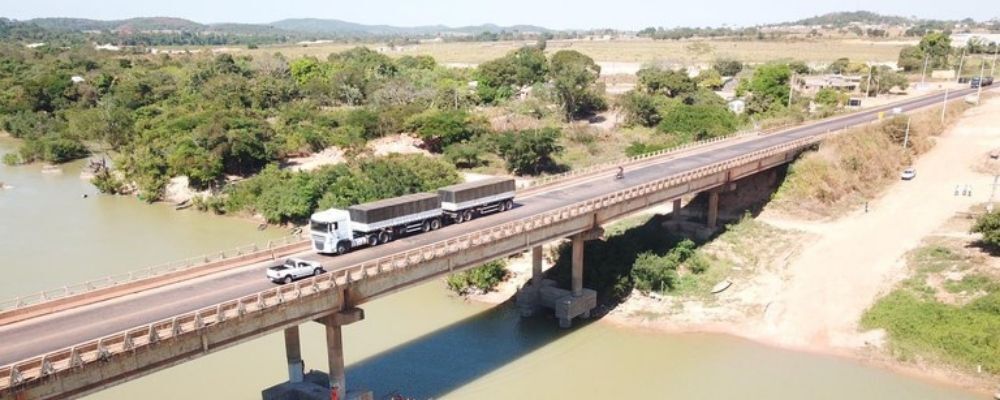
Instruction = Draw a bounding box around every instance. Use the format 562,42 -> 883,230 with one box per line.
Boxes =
977,56 -> 986,105
902,116 -> 912,151
989,175 -> 1000,213
992,42 -> 998,76
920,53 -> 930,86
788,73 -> 794,108
941,86 -> 950,124
865,64 -> 874,98
955,47 -> 967,83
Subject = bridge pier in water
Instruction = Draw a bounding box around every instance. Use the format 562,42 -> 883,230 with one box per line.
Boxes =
263,308 -> 369,400
516,231 -> 598,328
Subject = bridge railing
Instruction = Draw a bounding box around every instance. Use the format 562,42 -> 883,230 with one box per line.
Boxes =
0,234 -> 305,314
0,133 -> 827,392
527,128 -> 767,189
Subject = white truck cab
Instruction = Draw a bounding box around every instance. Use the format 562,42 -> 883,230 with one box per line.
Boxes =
310,209 -> 363,255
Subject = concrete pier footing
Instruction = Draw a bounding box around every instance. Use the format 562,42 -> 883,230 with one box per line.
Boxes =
262,371 -> 373,400
516,232 -> 598,328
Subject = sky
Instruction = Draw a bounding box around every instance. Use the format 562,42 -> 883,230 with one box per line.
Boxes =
2,0 -> 997,30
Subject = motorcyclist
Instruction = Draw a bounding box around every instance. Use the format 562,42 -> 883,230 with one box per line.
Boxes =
615,166 -> 624,180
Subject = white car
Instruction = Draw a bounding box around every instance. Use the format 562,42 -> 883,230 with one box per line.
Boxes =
900,167 -> 916,180
267,258 -> 324,284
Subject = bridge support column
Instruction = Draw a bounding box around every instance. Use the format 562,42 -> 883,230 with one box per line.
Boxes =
571,234 -> 584,297
516,246 -> 548,317
283,326 -> 304,383
672,198 -> 683,221
707,190 -> 720,229
531,245 -> 543,286
325,323 -> 346,399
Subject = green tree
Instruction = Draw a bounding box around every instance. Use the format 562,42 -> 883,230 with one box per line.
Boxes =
712,59 -> 743,77
741,63 -> 791,114
496,128 -> 563,175
972,211 -> 1000,248
918,32 -> 952,69
657,104 -> 738,141
897,46 -> 926,72
814,88 -> 844,108
829,57 -> 851,74
637,67 -> 697,97
404,109 -> 488,152
548,50 -> 605,120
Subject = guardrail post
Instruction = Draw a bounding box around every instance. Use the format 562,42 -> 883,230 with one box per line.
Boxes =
9,366 -> 23,386
40,357 -> 55,376
148,324 -> 159,344
96,340 -> 111,362
123,333 -> 135,351
69,347 -> 83,369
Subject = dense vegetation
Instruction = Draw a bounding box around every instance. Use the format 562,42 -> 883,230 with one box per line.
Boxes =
0,36 -> 618,221
446,260 -> 510,295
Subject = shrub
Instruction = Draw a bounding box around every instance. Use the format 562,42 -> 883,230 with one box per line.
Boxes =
2,152 -> 21,166
972,211 -> 1000,249
657,104 -> 739,141
631,252 -> 680,293
91,169 -> 125,195
446,260 -> 509,295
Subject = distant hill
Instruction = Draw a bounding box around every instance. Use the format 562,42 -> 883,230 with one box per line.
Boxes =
270,18 -> 550,36
19,16 -> 550,38
27,17 -> 205,32
782,11 -> 913,27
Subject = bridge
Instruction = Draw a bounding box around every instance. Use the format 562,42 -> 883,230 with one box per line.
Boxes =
0,87 -> 984,399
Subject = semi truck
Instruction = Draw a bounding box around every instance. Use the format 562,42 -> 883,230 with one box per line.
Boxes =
438,177 -> 516,223
971,76 -> 994,88
310,177 -> 516,255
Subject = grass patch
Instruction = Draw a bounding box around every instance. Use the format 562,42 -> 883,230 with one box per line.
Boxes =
861,241 -> 1000,374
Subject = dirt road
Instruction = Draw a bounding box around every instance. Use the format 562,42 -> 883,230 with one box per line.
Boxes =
756,96 -> 1000,350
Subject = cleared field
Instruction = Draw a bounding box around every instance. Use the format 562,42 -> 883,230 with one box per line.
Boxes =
232,38 -> 908,66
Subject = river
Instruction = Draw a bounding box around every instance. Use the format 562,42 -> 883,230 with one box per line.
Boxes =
0,138 -> 982,399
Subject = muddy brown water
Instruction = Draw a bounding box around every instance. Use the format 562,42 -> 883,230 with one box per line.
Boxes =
0,139 -> 982,399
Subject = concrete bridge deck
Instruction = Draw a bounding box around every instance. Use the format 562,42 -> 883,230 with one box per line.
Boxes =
0,87 -> 984,399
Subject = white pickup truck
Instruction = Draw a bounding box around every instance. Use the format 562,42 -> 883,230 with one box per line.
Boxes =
266,258 -> 324,284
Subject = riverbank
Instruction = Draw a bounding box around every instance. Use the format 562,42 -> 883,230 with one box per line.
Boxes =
463,95 -> 1000,395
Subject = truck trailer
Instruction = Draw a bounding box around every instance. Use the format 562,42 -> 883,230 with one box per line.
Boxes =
311,193 -> 443,254
438,177 -> 516,223
310,177 -> 517,255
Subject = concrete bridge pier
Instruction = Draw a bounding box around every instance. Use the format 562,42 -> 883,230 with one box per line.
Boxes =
516,246 -> 548,317
707,190 -> 720,229
262,308 -> 368,400
283,326 -> 305,383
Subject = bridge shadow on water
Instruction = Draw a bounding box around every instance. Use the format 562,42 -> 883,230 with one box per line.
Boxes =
344,299 -> 591,399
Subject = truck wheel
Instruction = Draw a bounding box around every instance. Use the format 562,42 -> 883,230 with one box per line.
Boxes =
430,218 -> 442,230
313,268 -> 322,276
336,242 -> 350,255
463,210 -> 474,222
504,200 -> 514,211
454,213 -> 465,223
368,234 -> 380,246
379,231 -> 392,244
422,220 -> 432,232
282,276 -> 292,284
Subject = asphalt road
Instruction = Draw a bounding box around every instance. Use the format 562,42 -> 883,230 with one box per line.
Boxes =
0,88 -> 983,366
